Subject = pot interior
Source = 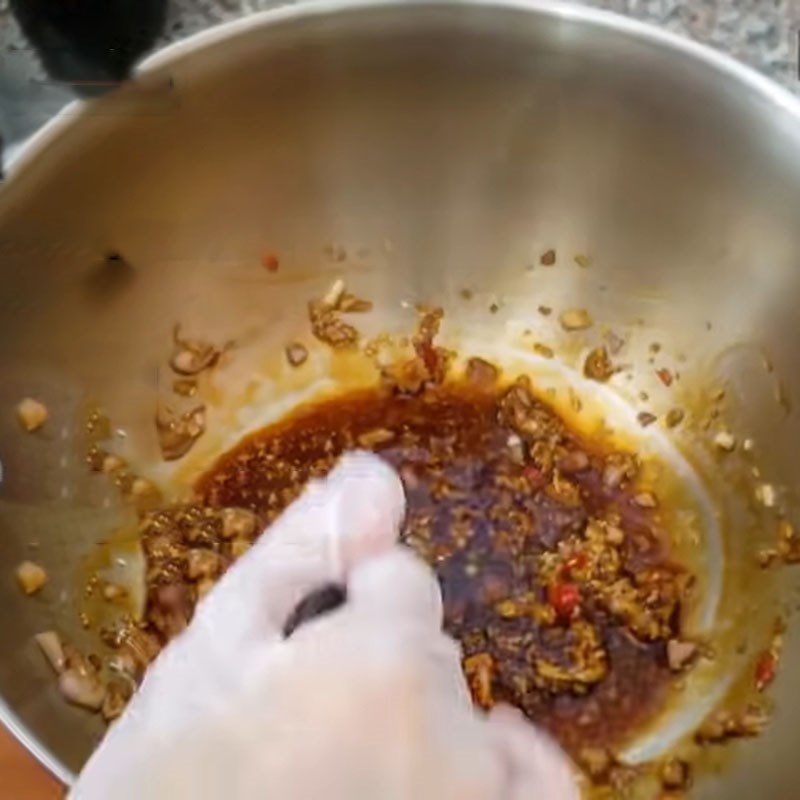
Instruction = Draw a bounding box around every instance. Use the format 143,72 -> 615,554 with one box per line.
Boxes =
0,3 -> 799,794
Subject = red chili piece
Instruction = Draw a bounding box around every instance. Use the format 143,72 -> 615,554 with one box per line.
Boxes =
755,652 -> 776,691
656,368 -> 673,387
523,465 -> 546,488
548,582 -> 580,620
262,254 -> 280,272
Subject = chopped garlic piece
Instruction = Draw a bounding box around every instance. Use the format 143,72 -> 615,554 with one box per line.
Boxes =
16,398 -> 48,432
16,561 -> 48,595
755,483 -> 777,508
714,431 -> 736,452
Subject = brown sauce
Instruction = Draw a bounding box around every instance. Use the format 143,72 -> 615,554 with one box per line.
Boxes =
190,379 -> 690,756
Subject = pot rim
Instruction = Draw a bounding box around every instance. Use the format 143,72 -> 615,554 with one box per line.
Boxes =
8,0 -> 800,180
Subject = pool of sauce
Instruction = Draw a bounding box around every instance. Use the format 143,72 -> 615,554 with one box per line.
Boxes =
195,381 -> 687,756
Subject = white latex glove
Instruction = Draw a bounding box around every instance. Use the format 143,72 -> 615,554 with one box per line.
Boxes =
71,452 -> 579,800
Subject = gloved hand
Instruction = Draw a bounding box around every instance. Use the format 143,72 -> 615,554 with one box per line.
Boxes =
71,452 -> 579,800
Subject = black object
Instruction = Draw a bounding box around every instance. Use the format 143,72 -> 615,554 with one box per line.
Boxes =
10,0 -> 169,96
282,583 -> 347,638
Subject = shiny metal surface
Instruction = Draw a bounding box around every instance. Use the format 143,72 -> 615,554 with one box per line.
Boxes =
1,1 -> 800,794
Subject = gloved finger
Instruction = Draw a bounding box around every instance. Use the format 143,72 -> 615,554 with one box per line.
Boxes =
486,705 -> 580,800
289,546 -> 470,713
197,451 -> 405,639
347,547 -> 443,629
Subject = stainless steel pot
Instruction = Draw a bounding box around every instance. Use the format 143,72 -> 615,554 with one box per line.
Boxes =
1,1 -> 799,795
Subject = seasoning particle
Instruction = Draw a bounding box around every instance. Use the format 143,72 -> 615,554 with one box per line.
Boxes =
357,428 -> 396,448
667,639 -> 698,671
559,308 -> 593,332
221,508 -> 258,540
656,368 -> 673,387
101,453 -> 126,475
540,249 -> 556,266
633,491 -> 658,508
713,431 -> 736,452
754,651 -> 777,692
285,342 -> 309,367
173,379 -> 197,397
755,483 -> 777,508
16,561 -> 48,595
322,278 -> 346,309
583,346 -> 615,382
660,758 -> 691,791
170,326 -> 224,376
131,477 -> 158,499
578,747 -> 612,782
777,520 -> 800,563
665,408 -> 685,429
605,525 -> 625,546
261,253 -> 279,272
155,404 -> 206,461
17,398 -> 48,432
102,583 -> 126,602
34,631 -> 65,673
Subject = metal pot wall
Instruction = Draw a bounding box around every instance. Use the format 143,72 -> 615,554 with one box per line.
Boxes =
0,2 -> 799,795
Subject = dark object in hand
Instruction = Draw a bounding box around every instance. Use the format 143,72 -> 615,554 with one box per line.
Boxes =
10,0 -> 168,95
283,583 -> 347,638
